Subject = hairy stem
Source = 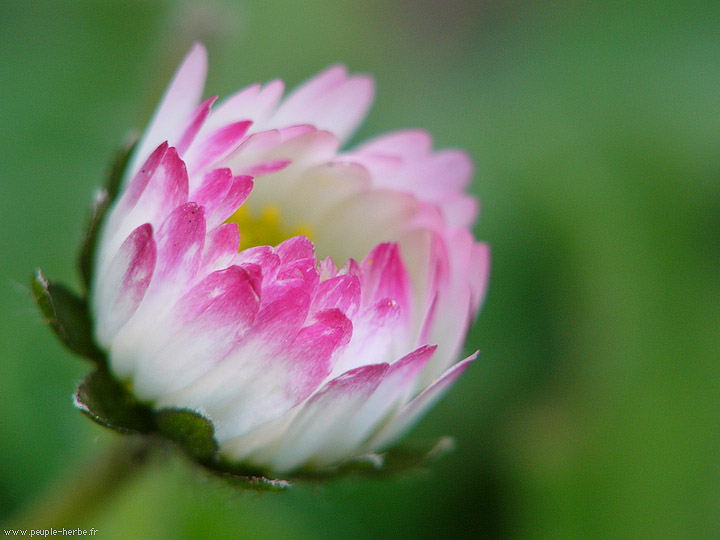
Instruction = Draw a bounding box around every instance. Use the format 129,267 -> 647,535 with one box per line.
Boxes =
6,436 -> 153,529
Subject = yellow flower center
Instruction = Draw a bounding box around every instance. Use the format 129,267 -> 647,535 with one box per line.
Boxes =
226,205 -> 314,251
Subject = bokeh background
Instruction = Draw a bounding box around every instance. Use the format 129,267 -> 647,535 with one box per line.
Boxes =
1,1 -> 718,538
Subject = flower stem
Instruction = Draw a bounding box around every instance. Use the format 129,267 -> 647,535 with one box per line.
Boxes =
7,436 -> 153,529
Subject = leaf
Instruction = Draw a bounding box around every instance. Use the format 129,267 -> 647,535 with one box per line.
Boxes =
32,270 -> 105,364
74,369 -> 154,434
155,408 -> 219,461
78,139 -> 137,290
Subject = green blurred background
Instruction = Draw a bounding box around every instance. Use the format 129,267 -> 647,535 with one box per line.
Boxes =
1,1 -> 718,538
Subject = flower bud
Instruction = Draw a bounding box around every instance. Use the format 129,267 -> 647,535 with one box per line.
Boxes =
36,44 -> 489,484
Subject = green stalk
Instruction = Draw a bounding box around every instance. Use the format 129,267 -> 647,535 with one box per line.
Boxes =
6,436 -> 153,529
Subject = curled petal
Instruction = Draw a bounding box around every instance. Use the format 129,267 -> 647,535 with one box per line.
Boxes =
314,344 -> 436,466
190,168 -> 233,216
153,203 -> 206,286
269,65 -> 375,143
104,145 -> 189,261
269,363 -> 389,472
311,274 -> 361,319
275,235 -> 315,264
115,142 -> 169,214
227,130 -> 340,208
135,264 -> 262,401
206,175 -> 254,228
206,80 -> 284,134
343,130 -> 477,227
359,242 -> 412,313
368,352 -> 477,452
126,43 -> 208,183
284,308 -> 353,402
233,245 -> 281,283
176,96 -> 218,155
94,224 -> 156,346
185,120 -> 253,178
201,222 -> 241,274
106,204 -> 206,379
163,292 -> 350,443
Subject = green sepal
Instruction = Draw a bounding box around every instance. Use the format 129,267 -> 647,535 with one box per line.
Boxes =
211,470 -> 292,491
78,189 -> 110,291
155,408 -> 219,461
154,410 -> 293,490
204,437 -> 455,489
74,369 -> 154,434
32,270 -> 105,364
105,138 -> 136,201
78,139 -> 136,290
207,457 -> 292,491
293,437 -> 456,480
368,436 -> 456,475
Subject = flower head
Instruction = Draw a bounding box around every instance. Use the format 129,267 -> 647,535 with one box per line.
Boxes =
43,44 -> 488,478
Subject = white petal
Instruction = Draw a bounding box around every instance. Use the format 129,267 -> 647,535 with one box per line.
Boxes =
125,43 -> 208,184
367,353 -> 476,451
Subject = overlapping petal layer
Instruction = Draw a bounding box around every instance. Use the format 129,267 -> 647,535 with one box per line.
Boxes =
92,44 -> 489,473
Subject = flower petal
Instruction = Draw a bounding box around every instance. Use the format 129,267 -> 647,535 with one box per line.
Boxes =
189,168 -> 233,216
358,242 -> 412,312
135,264 -> 262,401
269,65 -> 375,143
185,120 -> 253,178
205,80 -> 284,133
311,273 -> 361,319
275,235 -> 315,264
314,189 -> 419,265
161,275 -> 344,441
367,352 -> 477,451
201,222 -> 240,273
94,223 -> 156,346
317,344 -> 436,465
227,130 -> 340,211
176,96 -> 218,155
470,242 -> 491,313
206,174 -> 254,228
153,203 -> 206,287
102,145 -> 189,267
275,161 -> 371,239
269,363 -> 389,472
343,130 -> 477,226
107,203 -> 207,378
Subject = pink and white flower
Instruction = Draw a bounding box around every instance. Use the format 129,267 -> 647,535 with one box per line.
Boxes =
91,44 -> 489,473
